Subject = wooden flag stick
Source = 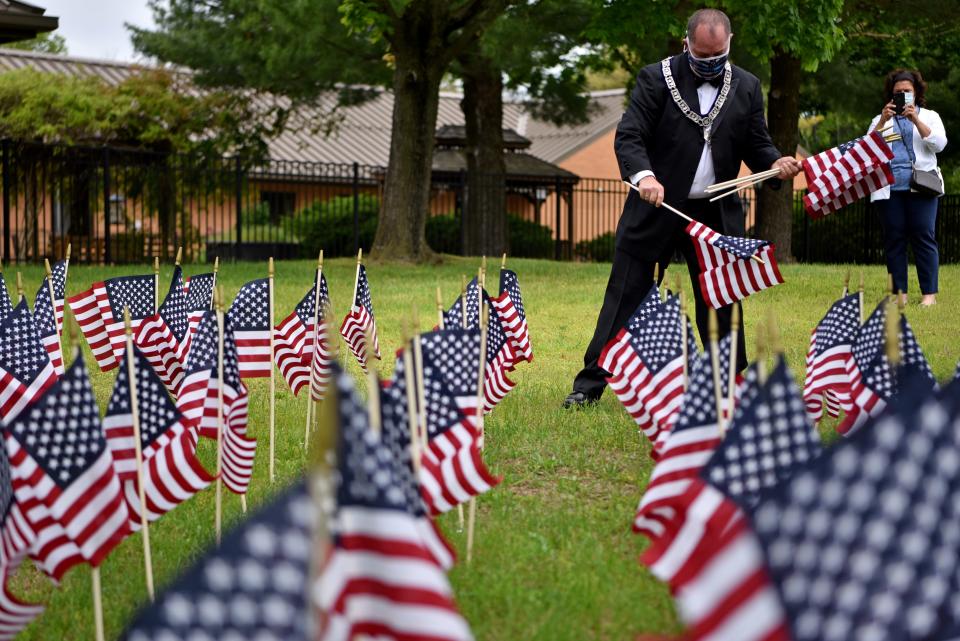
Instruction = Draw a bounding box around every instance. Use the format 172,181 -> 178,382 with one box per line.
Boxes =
65,242 -> 71,264
676,274 -> 689,389
480,255 -> 487,285
460,275 -> 467,327
708,309 -> 726,437
305,251 -> 324,445
500,253 -> 507,271
124,308 -> 155,601
366,324 -> 381,436
705,168 -> 781,192
842,269 -> 851,297
91,565 -> 105,641
268,257 -> 276,483
725,305 -> 740,422
622,185 -> 766,265
214,286 -> 225,545
351,248 -> 363,310
175,246 -> 183,267
708,174 -> 774,202
44,259 -> 64,373
884,296 -> 901,366
210,257 -> 219,311
858,270 -> 865,324
15,272 -> 23,302
402,321 -> 421,473
412,307 -> 428,453
466,302 -> 489,564
153,257 -> 160,313
436,286 -> 445,330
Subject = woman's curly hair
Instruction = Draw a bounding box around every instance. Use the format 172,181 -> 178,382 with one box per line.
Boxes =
884,68 -> 928,107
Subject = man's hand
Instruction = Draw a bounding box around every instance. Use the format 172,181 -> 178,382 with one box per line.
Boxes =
771,156 -> 802,180
637,175 -> 665,207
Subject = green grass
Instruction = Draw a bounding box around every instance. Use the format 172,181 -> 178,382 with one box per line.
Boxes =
7,257 -> 960,640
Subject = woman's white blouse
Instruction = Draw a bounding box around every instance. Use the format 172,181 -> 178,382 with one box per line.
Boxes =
867,107 -> 947,201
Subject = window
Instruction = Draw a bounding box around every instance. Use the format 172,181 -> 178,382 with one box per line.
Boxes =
261,191 -> 296,223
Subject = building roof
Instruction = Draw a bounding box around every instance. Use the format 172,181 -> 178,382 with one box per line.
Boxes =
0,1 -> 57,43
0,48 -> 627,166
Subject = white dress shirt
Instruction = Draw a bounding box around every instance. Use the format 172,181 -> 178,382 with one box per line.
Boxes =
867,107 -> 948,201
630,82 -> 719,199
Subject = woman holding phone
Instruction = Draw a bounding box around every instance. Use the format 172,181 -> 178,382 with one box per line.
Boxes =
869,68 -> 947,306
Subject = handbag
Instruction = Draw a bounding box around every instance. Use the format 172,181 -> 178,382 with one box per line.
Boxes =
896,116 -> 945,197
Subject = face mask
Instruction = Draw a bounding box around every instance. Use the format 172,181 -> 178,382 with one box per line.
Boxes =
685,37 -> 730,79
904,91 -> 915,106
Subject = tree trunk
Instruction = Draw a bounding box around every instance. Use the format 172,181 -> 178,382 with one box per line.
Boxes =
372,45 -> 444,263
756,49 -> 802,261
459,52 -> 507,257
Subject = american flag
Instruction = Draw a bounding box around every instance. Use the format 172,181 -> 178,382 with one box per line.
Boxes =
417,329 -> 482,427
802,131 -> 895,219
686,221 -> 784,309
385,353 -> 499,517
228,278 -> 272,378
644,359 -> 821,591
135,266 -> 189,394
481,290 -> 518,412
68,274 -> 155,372
633,336 -> 733,541
0,443 -> 44,639
0,271 -> 12,322
31,260 -> 67,375
0,301 -> 58,424
5,357 -> 130,570
315,370 -> 473,641
123,479 -> 314,640
839,302 -> 936,435
802,293 -> 861,421
184,272 -> 215,341
339,264 -> 380,372
442,277 -> 481,329
685,373 -> 957,641
274,272 -> 334,400
177,312 -> 256,496
490,269 -> 533,362
103,345 -> 214,528
600,291 -> 697,446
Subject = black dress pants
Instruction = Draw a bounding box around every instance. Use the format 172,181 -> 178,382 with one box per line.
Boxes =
572,198 -> 748,400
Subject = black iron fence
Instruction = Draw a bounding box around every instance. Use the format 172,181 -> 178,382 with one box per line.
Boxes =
0,139 -> 956,264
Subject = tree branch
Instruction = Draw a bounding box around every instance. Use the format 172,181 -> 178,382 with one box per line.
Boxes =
365,0 -> 399,22
444,0 -> 512,62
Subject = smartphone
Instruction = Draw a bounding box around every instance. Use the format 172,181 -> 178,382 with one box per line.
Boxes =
893,92 -> 906,115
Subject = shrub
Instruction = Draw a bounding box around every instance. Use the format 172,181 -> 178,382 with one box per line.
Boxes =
426,213 -> 460,254
575,232 -> 616,262
243,201 -> 272,226
288,194 -> 380,258
507,215 -> 554,258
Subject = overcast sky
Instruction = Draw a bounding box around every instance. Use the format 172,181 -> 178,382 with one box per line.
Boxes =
40,0 -> 155,61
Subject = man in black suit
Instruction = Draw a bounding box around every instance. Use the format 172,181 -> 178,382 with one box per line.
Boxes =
564,8 -> 801,408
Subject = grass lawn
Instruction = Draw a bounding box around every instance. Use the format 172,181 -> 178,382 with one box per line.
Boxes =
6,257 -> 960,640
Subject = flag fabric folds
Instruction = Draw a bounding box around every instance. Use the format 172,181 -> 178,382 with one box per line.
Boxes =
68,274 -> 155,372
103,345 -> 214,528
802,130 -> 894,219
0,301 -> 58,425
228,278 -> 272,378
802,292 -> 861,421
315,370 -> 472,641
274,272 -> 334,400
5,357 -> 130,574
183,272 -> 215,340
177,312 -> 256,496
686,221 -> 784,309
31,260 -> 67,375
340,264 -> 380,371
134,266 -> 189,394
417,329 -> 483,426
123,479 -> 314,640
839,301 -> 936,435
491,268 -> 533,363
600,288 -> 697,446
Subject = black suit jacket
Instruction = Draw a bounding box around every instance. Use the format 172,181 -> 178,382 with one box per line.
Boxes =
614,53 -> 782,260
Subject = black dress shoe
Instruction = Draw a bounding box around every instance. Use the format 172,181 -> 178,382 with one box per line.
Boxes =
563,391 -> 598,409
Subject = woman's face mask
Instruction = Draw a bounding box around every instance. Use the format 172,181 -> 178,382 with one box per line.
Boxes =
685,36 -> 731,79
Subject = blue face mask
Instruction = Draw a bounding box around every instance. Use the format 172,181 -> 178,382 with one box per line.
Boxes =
685,37 -> 730,79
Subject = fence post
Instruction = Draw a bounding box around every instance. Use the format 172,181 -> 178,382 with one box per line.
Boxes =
234,156 -> 243,252
103,147 -> 111,264
802,192 -> 810,262
458,169 -> 467,256
352,161 -> 360,254
567,184 -> 575,261
2,140 -> 9,262
554,176 -> 562,260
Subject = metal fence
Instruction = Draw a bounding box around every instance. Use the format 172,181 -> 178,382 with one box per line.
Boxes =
0,139 -> 957,264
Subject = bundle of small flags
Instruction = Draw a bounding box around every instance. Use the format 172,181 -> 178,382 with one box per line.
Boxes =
801,130 -> 895,219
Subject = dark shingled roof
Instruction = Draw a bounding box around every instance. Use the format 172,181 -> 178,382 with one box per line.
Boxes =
0,1 -> 57,44
0,49 -> 626,168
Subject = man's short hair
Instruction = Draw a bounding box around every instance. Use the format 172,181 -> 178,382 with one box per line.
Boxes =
686,9 -> 731,42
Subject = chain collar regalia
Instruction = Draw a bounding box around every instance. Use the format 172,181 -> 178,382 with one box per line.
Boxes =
661,57 -> 732,143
